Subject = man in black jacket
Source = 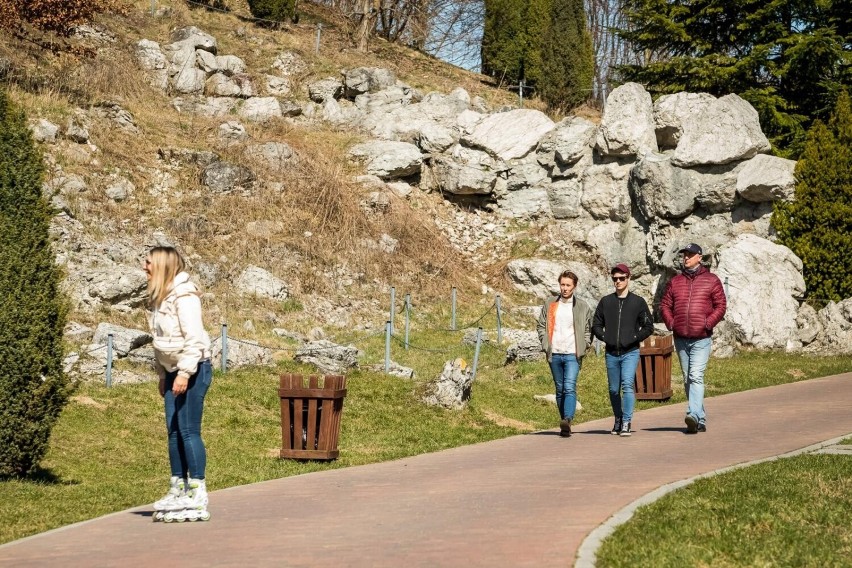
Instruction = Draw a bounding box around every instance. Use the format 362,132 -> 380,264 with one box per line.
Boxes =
592,264 -> 654,437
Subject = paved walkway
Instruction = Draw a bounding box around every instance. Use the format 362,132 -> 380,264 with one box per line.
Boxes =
2,373 -> 851,567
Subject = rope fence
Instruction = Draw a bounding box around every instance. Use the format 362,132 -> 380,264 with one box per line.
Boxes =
82,278 -> 846,386
84,288 -> 509,386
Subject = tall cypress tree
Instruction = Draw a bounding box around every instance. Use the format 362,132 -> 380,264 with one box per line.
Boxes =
481,0 -> 552,87
617,0 -> 850,157
0,90 -> 69,477
773,91 -> 852,302
538,0 -> 595,111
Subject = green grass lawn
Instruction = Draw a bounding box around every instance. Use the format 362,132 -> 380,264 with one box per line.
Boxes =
1,334 -> 850,546
596,453 -> 852,567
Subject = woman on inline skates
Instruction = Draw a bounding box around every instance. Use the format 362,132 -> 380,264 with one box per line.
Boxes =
144,246 -> 213,522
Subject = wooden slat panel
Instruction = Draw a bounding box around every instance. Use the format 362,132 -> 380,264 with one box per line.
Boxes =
306,377 -> 319,450
281,398 -> 293,450
276,388 -> 347,399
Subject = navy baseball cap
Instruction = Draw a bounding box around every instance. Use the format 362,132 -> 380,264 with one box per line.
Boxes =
679,243 -> 702,255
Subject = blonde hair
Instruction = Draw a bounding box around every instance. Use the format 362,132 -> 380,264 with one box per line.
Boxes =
146,246 -> 185,309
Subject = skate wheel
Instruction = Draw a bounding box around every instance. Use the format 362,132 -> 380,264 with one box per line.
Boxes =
201,511 -> 211,521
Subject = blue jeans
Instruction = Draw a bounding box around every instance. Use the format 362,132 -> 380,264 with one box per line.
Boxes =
164,360 -> 212,479
605,349 -> 640,423
549,353 -> 581,420
674,337 -> 712,424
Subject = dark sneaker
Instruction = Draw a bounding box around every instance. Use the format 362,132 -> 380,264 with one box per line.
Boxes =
685,414 -> 699,434
560,418 -> 572,437
697,422 -> 707,433
619,421 -> 632,437
611,418 -> 622,435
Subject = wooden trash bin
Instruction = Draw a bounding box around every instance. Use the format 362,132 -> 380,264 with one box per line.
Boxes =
634,334 -> 674,400
279,374 -> 347,460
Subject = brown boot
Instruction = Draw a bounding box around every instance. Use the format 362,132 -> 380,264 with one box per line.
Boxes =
559,418 -> 572,437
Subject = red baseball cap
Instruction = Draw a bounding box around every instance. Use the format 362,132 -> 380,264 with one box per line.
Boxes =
610,263 -> 631,277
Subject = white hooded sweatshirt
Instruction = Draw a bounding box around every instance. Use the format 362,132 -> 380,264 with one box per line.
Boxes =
149,272 -> 211,377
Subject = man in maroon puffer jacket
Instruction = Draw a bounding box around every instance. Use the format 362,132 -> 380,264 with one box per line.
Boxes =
660,243 -> 727,434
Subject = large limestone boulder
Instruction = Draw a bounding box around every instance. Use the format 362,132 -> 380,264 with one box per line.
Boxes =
672,94 -> 771,167
134,39 -> 167,70
83,267 -> 148,307
463,109 -> 555,161
496,185 -> 550,219
238,97 -> 282,122
809,299 -> 852,355
630,153 -> 696,220
422,358 -> 474,409
215,55 -> 246,75
169,26 -> 217,53
424,145 -> 502,195
294,340 -> 359,374
342,67 -> 397,98
235,266 -> 289,300
505,259 -> 608,305
211,338 -> 272,370
200,161 -> 255,193
504,330 -> 545,363
715,234 -> 805,349
308,77 -> 343,102
92,323 -> 152,356
172,96 -> 236,117
736,154 -> 796,202
171,63 -> 206,94
585,220 -> 649,281
547,178 -> 584,219
653,92 -> 715,149
206,73 -> 254,98
537,117 -> 596,171
348,140 -> 422,179
596,82 -> 658,157
581,161 -> 632,222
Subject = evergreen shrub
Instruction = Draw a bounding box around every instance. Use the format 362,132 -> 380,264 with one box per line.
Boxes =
0,90 -> 70,477
246,0 -> 298,24
773,91 -> 852,303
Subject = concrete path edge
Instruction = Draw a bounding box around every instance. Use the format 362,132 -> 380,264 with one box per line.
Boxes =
574,432 -> 852,568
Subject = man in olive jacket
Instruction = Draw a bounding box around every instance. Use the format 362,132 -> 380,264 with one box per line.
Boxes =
537,270 -> 593,437
660,243 -> 727,434
592,264 -> 654,437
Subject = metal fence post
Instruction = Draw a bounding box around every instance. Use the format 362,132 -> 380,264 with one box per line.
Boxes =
471,327 -> 483,380
390,287 -> 396,330
404,293 -> 411,350
151,0 -> 156,17
315,23 -> 322,54
724,276 -> 730,299
105,333 -> 113,387
519,79 -> 524,107
384,320 -> 391,373
220,323 -> 228,373
495,294 -> 503,345
451,287 -> 457,330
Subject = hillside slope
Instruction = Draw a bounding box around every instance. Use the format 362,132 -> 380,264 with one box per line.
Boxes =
1,0 -> 534,355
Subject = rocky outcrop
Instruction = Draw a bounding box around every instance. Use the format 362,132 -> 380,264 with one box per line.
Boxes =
715,234 -> 805,349
596,82 -> 658,157
423,358 -> 474,409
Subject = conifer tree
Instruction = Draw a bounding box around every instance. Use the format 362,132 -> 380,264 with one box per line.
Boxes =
617,0 -> 850,156
245,0 -> 298,24
0,90 -> 69,477
538,0 -> 594,110
773,91 -> 852,302
481,0 -> 551,87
